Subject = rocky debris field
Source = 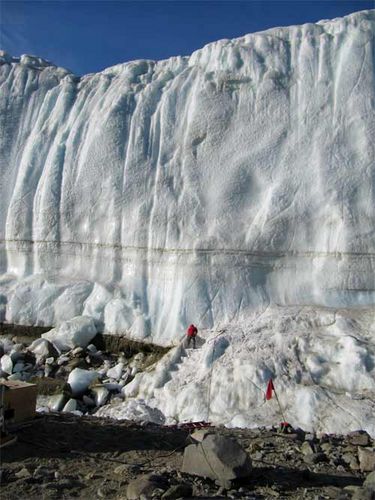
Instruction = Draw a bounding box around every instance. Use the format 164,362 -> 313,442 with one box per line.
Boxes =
0,321 -> 169,418
1,413 -> 375,500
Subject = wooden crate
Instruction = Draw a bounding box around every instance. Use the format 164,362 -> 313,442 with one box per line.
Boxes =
2,380 -> 37,423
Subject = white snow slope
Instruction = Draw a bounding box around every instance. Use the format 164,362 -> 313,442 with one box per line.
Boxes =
0,10 -> 375,348
97,306 -> 375,436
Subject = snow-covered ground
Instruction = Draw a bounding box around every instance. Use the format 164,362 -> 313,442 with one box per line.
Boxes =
96,305 -> 375,436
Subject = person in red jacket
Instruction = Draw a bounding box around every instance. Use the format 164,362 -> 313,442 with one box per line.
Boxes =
186,324 -> 198,349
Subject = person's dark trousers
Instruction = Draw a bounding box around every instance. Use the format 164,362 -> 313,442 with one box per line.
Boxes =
187,336 -> 196,349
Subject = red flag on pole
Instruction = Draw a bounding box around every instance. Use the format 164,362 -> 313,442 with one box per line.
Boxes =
265,378 -> 274,400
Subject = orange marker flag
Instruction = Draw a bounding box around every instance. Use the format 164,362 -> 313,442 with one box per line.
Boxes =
265,378 -> 274,400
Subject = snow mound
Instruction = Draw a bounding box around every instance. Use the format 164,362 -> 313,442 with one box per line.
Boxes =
121,306 -> 375,436
95,398 -> 166,425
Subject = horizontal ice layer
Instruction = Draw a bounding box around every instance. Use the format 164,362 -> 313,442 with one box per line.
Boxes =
0,10 -> 375,342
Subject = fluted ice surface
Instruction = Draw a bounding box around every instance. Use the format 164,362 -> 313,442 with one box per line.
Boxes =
0,10 -> 374,344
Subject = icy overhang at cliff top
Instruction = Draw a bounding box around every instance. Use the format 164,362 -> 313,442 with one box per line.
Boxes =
0,10 -> 374,343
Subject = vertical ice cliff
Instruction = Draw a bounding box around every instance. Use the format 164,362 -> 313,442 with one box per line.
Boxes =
0,10 -> 374,344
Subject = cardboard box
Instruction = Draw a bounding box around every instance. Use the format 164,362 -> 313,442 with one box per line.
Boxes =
1,380 -> 37,423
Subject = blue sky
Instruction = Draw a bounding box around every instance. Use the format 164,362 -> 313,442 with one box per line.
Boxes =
1,1 -> 373,75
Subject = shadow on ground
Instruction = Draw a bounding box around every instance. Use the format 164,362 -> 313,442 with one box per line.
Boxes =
3,414 -> 189,462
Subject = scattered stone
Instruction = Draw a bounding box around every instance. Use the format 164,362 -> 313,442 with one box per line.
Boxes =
12,361 -> 25,372
9,348 -> 24,363
91,385 -> 109,406
72,346 -> 84,356
62,398 -> 78,413
33,466 -> 55,481
303,452 -> 328,465
363,471 -> 375,490
130,366 -> 139,376
348,430 -> 371,447
352,487 -> 374,500
182,433 -> 252,488
321,442 -> 333,453
358,448 -> 375,472
342,452 -> 360,470
126,473 -> 168,500
301,441 -> 315,455
44,364 -> 53,377
48,393 -> 67,412
106,362 -> 124,379
29,338 -> 59,364
57,356 -> 70,366
152,488 -> 167,498
15,467 -> 31,479
113,464 -> 129,475
83,395 -> 96,407
97,485 -> 115,497
161,483 -> 193,499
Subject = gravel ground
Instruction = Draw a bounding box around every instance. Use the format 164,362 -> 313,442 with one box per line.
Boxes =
1,413 -> 370,499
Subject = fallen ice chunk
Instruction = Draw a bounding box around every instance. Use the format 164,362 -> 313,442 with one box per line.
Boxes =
1,354 -> 13,374
91,385 -> 109,406
42,316 -> 97,352
68,368 -> 100,396
28,338 -> 58,363
0,338 -> 14,354
106,362 -> 124,380
48,394 -> 67,412
95,398 -> 166,425
63,398 -> 78,413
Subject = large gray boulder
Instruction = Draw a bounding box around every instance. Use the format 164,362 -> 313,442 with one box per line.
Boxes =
181,433 -> 252,488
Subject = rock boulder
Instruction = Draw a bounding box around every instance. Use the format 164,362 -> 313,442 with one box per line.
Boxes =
181,433 -> 252,488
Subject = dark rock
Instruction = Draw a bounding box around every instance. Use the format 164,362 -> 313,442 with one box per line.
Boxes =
33,466 -> 55,481
161,482 -> 193,499
348,431 -> 371,447
181,433 -> 252,488
152,488 -> 166,498
304,452 -> 328,465
43,478 -> 79,490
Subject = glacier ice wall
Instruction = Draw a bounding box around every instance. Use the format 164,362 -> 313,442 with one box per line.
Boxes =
0,11 -> 374,343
